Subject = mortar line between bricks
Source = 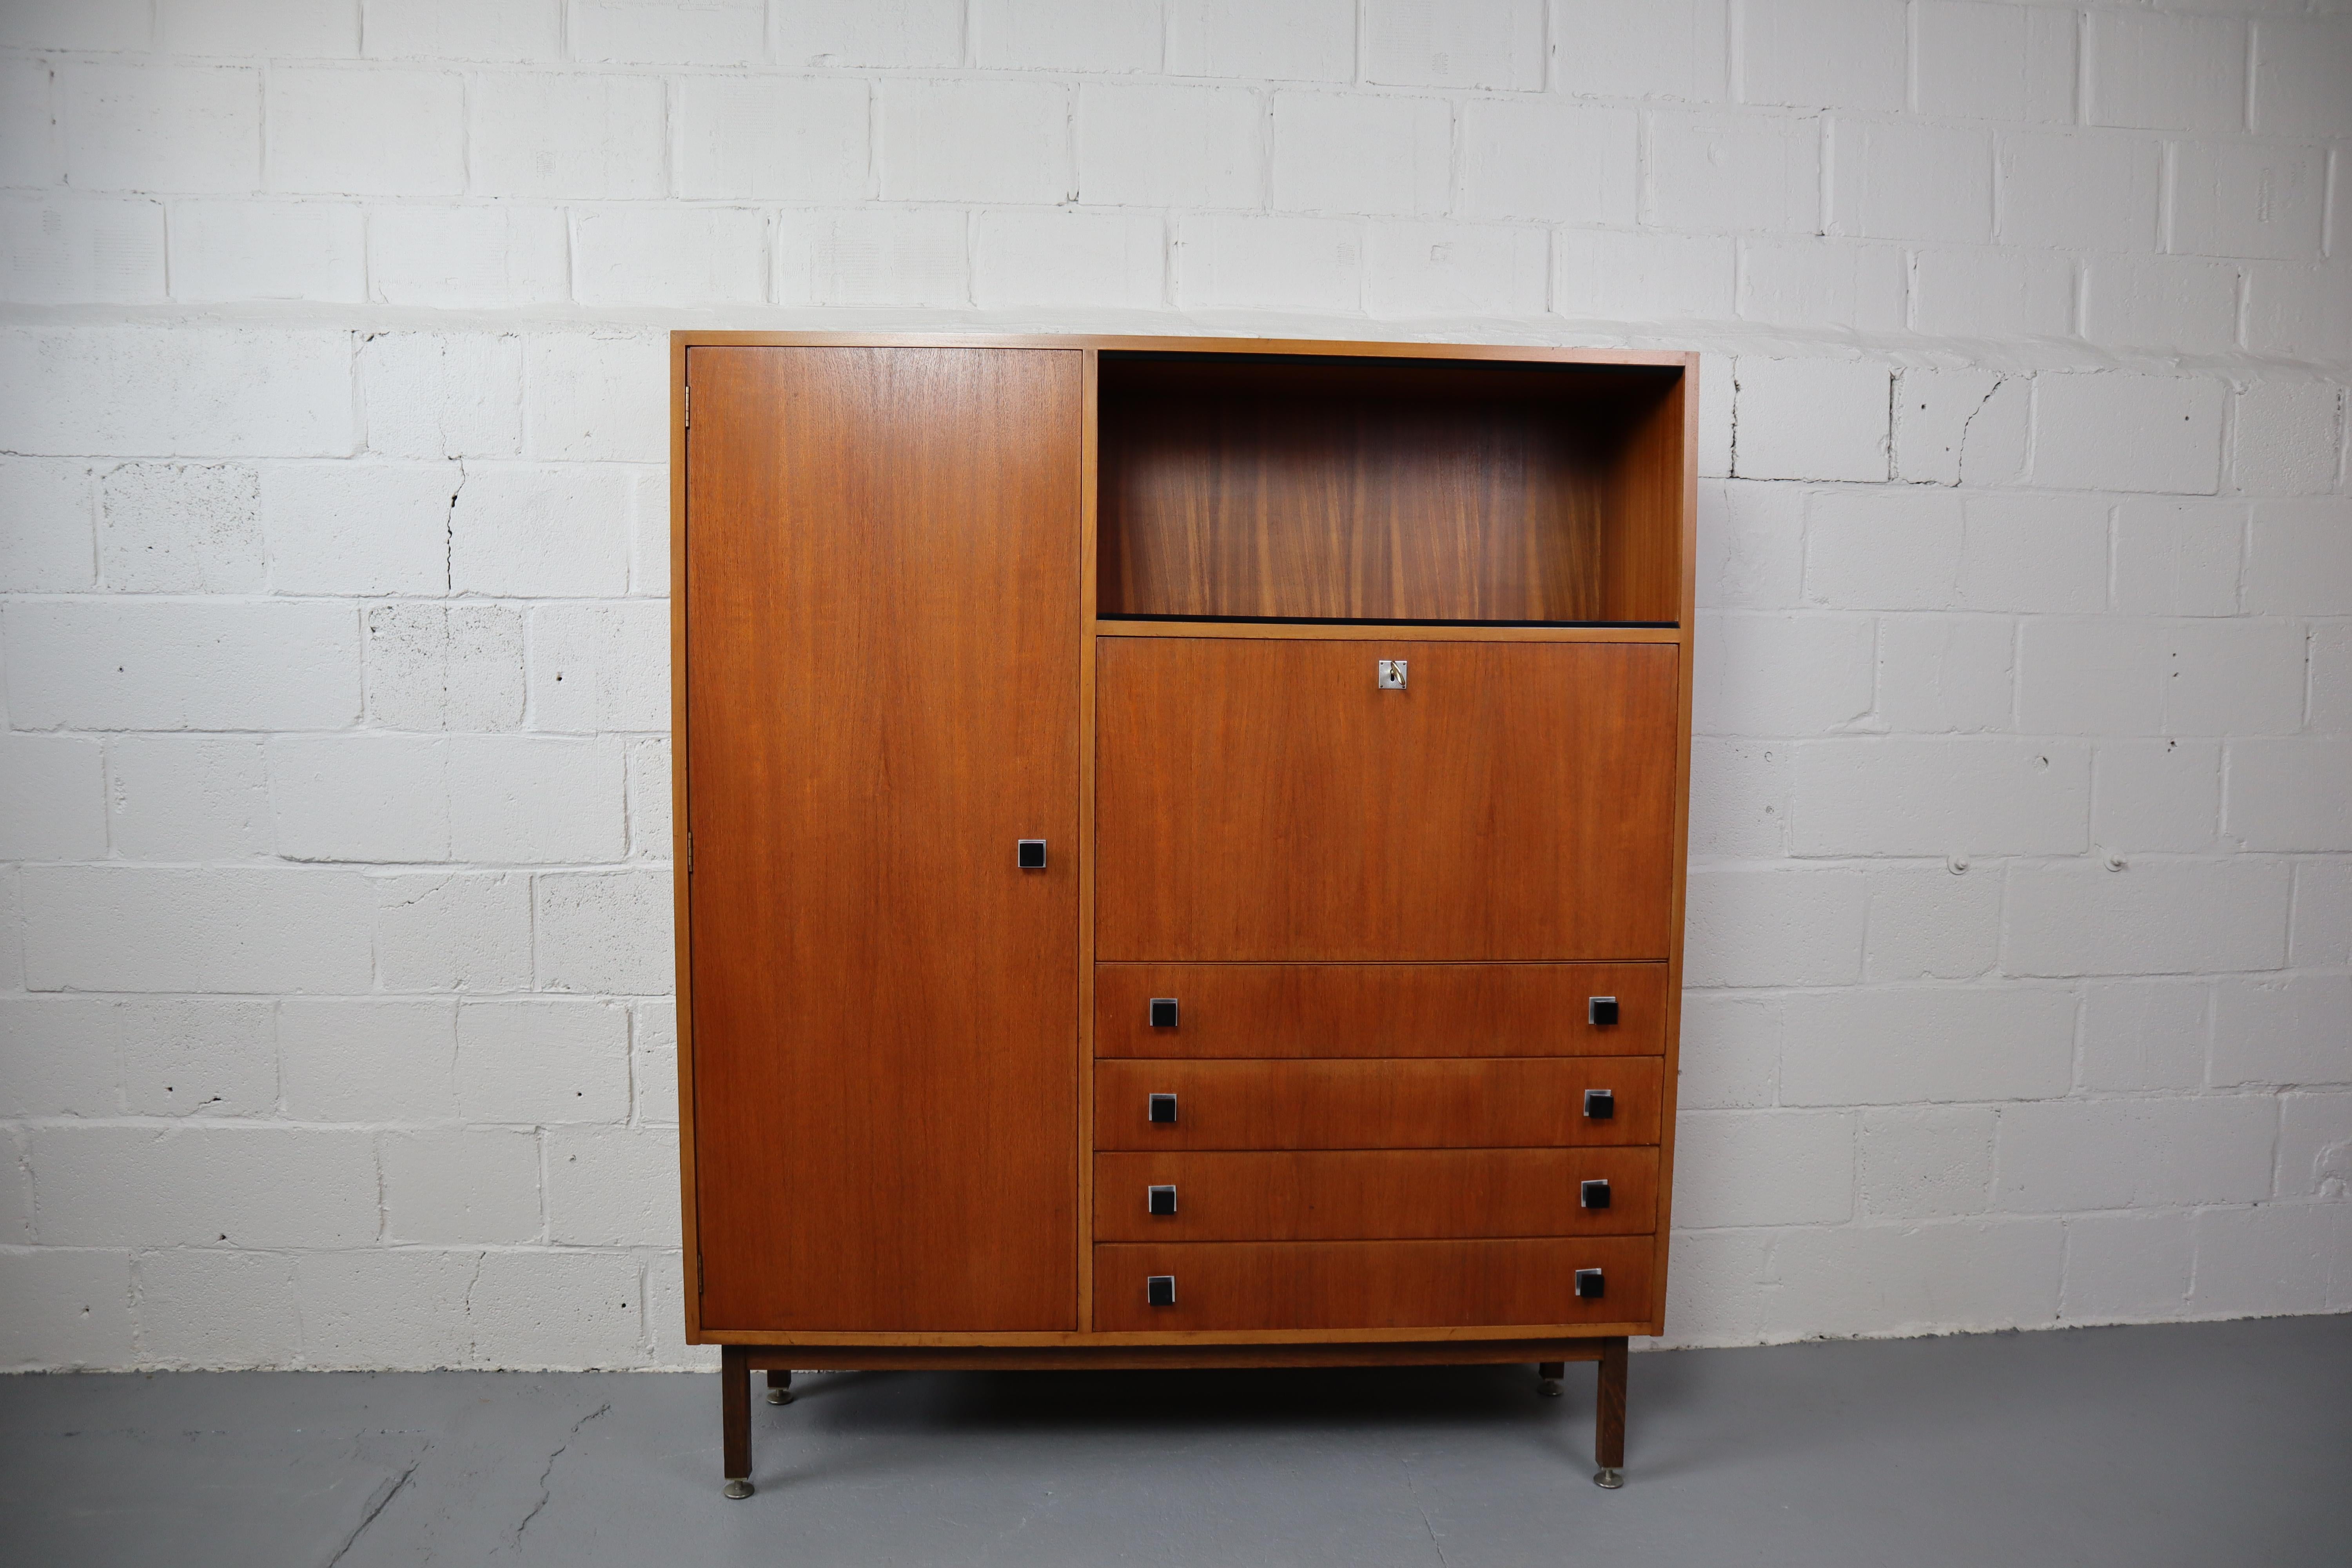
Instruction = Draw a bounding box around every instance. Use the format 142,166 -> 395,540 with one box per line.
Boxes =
1,305 -> 2343,378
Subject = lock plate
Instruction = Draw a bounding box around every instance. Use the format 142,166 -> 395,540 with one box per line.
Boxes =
1377,659 -> 1408,690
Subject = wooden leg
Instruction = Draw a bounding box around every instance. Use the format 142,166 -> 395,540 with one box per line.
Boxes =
1537,1360 -> 1564,1397
1593,1337 -> 1626,1489
766,1367 -> 794,1405
722,1345 -> 753,1498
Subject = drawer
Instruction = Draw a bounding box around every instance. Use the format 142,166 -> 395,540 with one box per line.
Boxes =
1094,1236 -> 1655,1332
1096,962 -> 1667,1059
1093,1058 -> 1661,1150
1093,1148 -> 1660,1241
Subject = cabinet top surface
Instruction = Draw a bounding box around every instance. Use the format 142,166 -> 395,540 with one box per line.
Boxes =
670,331 -> 1695,369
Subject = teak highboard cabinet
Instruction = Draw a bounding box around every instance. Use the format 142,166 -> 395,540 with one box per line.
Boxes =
671,334 -> 1697,1497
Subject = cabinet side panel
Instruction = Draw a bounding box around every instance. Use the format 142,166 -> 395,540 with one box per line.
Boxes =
671,335 -> 700,1340
686,347 -> 1082,1332
1653,357 -> 1701,1336
1599,374 -> 1685,624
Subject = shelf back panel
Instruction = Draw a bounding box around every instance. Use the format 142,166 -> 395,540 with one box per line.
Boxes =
1098,354 -> 1682,625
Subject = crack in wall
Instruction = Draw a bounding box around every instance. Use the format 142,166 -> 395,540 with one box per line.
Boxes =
1727,360 -> 1740,477
461,1252 -> 486,1367
1952,377 -> 2006,488
444,457 -> 467,600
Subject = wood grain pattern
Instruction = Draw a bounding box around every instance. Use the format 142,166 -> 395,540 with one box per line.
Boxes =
1093,621 -> 1680,642
670,332 -> 1697,1361
721,1345 -> 750,1482
1598,373 -> 1686,633
737,1339 -> 1613,1369
1097,355 -> 1683,624
684,345 -> 1081,1332
1596,1336 -> 1628,1469
1092,1148 -> 1659,1240
1093,1058 -> 1662,1149
1077,347 -> 1101,1331
1093,1236 -> 1655,1332
669,333 -> 702,1343
1096,638 -> 1681,962
1646,351 -> 1701,1339
1095,962 -> 1668,1059
675,333 -> 1692,372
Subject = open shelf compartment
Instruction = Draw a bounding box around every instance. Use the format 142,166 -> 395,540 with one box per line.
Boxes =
1096,350 -> 1686,628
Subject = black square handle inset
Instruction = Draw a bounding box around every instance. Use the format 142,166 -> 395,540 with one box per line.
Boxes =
1146,1275 -> 1177,1307
1583,1088 -> 1615,1120
1575,1268 -> 1604,1300
1580,1178 -> 1612,1210
1016,839 -> 1047,869
1147,1184 -> 1178,1216
1147,1093 -> 1178,1124
1148,997 -> 1179,1029
1588,996 -> 1619,1027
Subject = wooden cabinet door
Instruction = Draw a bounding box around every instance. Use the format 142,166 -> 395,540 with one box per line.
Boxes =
684,347 -> 1080,1332
1096,638 -> 1680,961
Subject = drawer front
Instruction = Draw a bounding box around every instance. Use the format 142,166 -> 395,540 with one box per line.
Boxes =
1094,1237 -> 1655,1332
1094,1058 -> 1661,1150
1096,962 -> 1667,1059
1096,638 -> 1680,962
1093,1148 -> 1659,1241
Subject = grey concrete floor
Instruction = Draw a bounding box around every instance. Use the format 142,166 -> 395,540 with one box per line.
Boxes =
2,1315 -> 2346,1568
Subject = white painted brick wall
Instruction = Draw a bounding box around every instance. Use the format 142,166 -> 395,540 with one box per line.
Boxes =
1908,246 -> 2075,341
1271,91 -> 1451,219
973,207 -> 1165,309
879,78 -> 1069,205
1,0 -> 2346,1375
1998,130 -> 2163,253
1459,100 -> 1635,225
170,200 -> 366,304
365,204 -> 572,307
267,68 -> 466,196
0,196 -> 168,305
1739,0 -> 1904,113
1828,120 -> 1991,245
1912,2 -> 2074,126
